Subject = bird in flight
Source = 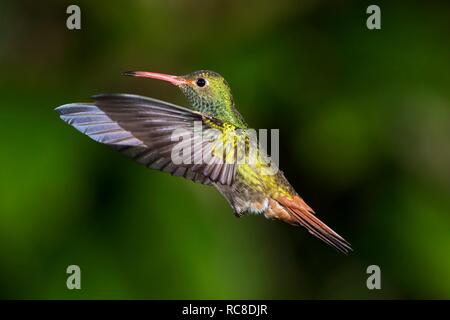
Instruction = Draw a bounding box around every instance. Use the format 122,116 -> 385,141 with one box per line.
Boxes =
55,70 -> 352,253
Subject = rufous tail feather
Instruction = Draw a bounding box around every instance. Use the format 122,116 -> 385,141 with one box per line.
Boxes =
266,195 -> 352,254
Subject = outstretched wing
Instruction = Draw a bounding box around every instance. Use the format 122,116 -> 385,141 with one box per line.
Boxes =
55,93 -> 237,185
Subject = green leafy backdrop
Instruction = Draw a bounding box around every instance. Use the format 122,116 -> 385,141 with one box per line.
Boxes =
0,0 -> 449,299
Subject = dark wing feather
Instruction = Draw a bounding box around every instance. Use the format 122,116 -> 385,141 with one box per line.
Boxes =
55,93 -> 237,185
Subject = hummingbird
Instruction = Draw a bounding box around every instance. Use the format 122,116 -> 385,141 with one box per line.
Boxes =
55,70 -> 352,253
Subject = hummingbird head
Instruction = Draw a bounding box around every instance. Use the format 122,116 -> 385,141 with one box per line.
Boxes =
123,70 -> 245,126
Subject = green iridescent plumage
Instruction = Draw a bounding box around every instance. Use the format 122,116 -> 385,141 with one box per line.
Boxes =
179,70 -> 247,128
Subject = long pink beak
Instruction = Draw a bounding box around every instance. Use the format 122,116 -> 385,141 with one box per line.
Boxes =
122,71 -> 188,86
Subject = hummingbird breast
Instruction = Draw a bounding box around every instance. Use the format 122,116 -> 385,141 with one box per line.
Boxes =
214,162 -> 295,216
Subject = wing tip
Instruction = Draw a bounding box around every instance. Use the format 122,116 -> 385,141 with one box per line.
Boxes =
54,103 -> 76,115
54,103 -> 95,116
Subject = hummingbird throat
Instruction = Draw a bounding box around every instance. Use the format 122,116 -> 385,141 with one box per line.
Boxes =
181,86 -> 246,128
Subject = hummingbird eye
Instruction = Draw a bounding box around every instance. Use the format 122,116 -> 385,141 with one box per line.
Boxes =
196,78 -> 206,87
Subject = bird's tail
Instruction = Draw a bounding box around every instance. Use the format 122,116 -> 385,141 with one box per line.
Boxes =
266,195 -> 352,254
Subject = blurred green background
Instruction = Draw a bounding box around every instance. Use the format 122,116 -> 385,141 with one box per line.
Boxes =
0,0 -> 449,299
